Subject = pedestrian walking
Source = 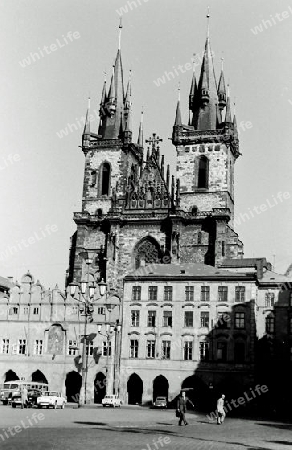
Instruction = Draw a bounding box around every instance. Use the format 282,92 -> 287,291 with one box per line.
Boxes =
177,391 -> 188,426
216,394 -> 226,425
21,385 -> 28,409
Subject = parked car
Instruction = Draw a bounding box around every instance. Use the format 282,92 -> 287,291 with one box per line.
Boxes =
36,391 -> 66,409
153,396 -> 167,408
102,395 -> 122,407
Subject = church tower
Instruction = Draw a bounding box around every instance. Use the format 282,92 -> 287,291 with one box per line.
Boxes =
172,15 -> 243,266
67,24 -> 174,292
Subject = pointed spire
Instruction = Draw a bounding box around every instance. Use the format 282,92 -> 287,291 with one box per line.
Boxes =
171,176 -> 175,201
83,97 -> 91,136
206,6 -> 210,38
108,65 -> 116,101
137,109 -> 144,147
225,84 -> 232,123
82,97 -> 91,147
218,57 -> 227,111
100,72 -> 107,105
174,84 -> 182,126
233,100 -> 238,137
189,59 -> 197,110
125,70 -> 132,109
192,9 -> 218,131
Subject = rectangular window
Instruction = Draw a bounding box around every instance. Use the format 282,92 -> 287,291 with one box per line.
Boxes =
132,286 -> 141,301
86,341 -> 94,356
1,339 -> 9,354
148,310 -> 156,327
131,310 -> 140,327
184,341 -> 193,360
33,307 -> 39,315
184,311 -> 193,327
235,312 -> 245,329
162,341 -> 171,360
130,339 -> 138,358
9,307 -> 18,315
265,292 -> 275,308
235,286 -> 245,303
234,342 -> 245,363
23,307 -> 29,315
97,307 -> 105,315
102,341 -> 112,357
163,311 -> 172,327
34,340 -> 43,355
148,286 -> 158,301
146,340 -> 155,358
200,312 -> 210,328
199,342 -> 209,361
217,342 -> 227,362
18,339 -> 26,355
185,286 -> 194,301
201,286 -> 210,302
216,312 -> 230,329
68,340 -> 78,356
164,286 -> 173,301
218,286 -> 228,302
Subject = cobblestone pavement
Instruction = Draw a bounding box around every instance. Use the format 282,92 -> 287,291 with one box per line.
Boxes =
0,405 -> 291,450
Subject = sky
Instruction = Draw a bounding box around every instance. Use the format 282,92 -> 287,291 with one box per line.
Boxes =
0,0 -> 291,289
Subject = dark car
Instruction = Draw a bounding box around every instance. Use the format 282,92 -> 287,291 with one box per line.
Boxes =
28,389 -> 42,407
11,389 -> 42,408
153,396 -> 167,408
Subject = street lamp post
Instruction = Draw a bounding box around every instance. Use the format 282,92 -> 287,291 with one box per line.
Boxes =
97,279 -> 121,396
69,258 -> 95,407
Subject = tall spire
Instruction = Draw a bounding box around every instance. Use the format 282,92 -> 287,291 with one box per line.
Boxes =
189,58 -> 197,111
82,97 -> 91,147
225,84 -> 232,123
192,8 -> 218,131
218,57 -> 227,111
100,72 -> 107,105
124,70 -> 132,110
174,83 -> 182,126
137,109 -> 144,147
99,22 -> 125,139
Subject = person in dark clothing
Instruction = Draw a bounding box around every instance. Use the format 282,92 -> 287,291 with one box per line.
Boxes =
177,391 -> 188,425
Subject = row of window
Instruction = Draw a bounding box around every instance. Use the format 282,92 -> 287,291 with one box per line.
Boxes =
0,339 -> 111,357
131,310 -> 246,329
132,286 -> 247,302
129,339 -> 246,363
4,306 -> 106,317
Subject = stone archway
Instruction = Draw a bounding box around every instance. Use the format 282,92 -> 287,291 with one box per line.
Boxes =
32,370 -> 48,384
65,371 -> 82,403
127,373 -> 143,405
181,375 -> 209,412
153,375 -> 169,402
94,372 -> 106,404
4,370 -> 19,382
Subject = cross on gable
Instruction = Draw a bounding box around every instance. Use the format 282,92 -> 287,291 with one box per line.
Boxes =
145,133 -> 163,155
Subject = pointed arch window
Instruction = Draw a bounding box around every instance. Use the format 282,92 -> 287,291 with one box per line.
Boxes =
134,237 -> 161,270
100,163 -> 111,196
197,156 -> 209,189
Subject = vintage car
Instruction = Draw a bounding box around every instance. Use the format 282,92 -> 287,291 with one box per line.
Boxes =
11,389 -> 42,408
36,391 -> 66,409
101,395 -> 122,407
153,396 -> 167,408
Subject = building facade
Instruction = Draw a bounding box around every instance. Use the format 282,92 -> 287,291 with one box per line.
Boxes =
119,261 -> 292,411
